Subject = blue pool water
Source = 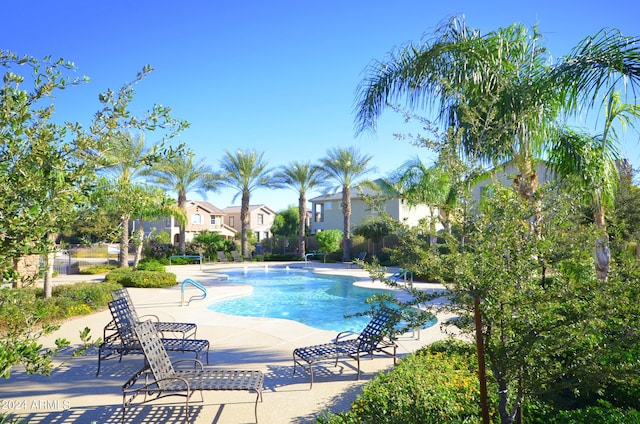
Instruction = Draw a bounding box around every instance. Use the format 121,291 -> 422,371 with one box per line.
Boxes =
208,267 -> 390,332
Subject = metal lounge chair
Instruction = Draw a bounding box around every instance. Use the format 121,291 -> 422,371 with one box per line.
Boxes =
112,288 -> 198,339
292,307 -> 398,388
122,320 -> 264,423
230,250 -> 244,262
216,250 -> 229,262
97,297 -> 210,376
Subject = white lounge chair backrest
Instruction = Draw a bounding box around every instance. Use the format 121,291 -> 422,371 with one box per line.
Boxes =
133,320 -> 177,390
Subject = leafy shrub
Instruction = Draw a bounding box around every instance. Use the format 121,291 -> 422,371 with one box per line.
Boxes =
104,268 -> 176,288
263,253 -> 299,261
79,264 -> 117,274
0,281 -> 120,377
136,258 -> 166,272
318,339 -> 498,424
527,400 -> 640,424
315,229 -> 343,253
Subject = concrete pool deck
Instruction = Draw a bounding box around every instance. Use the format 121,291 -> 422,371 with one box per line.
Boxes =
0,262 -> 455,424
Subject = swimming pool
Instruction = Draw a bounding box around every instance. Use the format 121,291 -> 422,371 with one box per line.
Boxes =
208,267 -> 390,332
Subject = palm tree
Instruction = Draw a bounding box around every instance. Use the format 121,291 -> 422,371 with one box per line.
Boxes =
101,132 -> 151,267
215,149 -> 273,258
145,150 -> 218,254
353,18 -> 640,423
131,186 -> 186,267
392,158 -> 455,246
355,18 -> 640,205
272,161 -> 323,258
548,93 -> 640,280
318,147 -> 374,262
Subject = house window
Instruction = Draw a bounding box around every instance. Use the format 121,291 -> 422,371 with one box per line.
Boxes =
210,215 -> 216,225
229,216 -> 235,227
257,213 -> 264,225
314,203 -> 324,222
191,213 -> 202,225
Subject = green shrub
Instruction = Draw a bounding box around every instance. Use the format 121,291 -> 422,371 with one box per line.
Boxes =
527,400 -> 640,424
263,253 -> 299,261
136,258 -> 166,272
80,264 -> 117,274
318,339 -> 497,424
105,268 -> 176,288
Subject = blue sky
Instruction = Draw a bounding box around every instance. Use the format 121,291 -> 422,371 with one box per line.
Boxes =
4,0 -> 640,211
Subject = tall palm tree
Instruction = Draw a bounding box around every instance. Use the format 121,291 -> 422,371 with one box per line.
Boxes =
131,186 -> 186,267
548,93 -> 640,280
215,149 -> 273,258
272,161 -> 323,258
318,147 -> 374,262
355,18 -> 640,204
392,158 -> 455,245
145,150 -> 218,254
353,18 -> 640,423
101,132 -> 150,267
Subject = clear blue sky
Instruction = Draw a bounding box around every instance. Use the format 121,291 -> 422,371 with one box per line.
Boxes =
4,0 -> 640,211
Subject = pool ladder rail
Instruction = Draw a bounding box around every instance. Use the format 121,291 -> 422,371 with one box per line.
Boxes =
181,278 -> 207,306
389,269 -> 414,287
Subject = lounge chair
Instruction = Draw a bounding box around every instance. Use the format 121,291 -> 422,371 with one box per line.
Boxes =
231,250 -> 244,262
97,297 -> 210,376
292,307 -> 398,388
112,288 -> 198,339
349,251 -> 367,268
216,250 -> 229,262
122,320 -> 264,423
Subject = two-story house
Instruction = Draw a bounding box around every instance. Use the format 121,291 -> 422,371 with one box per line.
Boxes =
222,204 -> 277,242
149,200 -> 237,244
309,181 -> 437,234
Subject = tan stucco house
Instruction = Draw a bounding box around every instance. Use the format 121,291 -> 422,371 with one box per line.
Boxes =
309,182 -> 438,234
150,200 -> 237,244
222,204 -> 277,242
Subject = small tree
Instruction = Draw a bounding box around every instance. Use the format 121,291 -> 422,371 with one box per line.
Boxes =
315,229 -> 343,254
271,207 -> 300,237
353,216 -> 391,254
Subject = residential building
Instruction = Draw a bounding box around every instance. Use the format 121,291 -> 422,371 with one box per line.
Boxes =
147,200 -> 236,244
309,181 -> 437,234
222,204 -> 277,242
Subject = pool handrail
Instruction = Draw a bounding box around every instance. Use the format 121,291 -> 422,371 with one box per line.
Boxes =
304,252 -> 327,264
389,269 -> 414,287
181,278 -> 207,306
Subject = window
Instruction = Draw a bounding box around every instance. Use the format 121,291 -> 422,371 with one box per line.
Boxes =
314,203 -> 324,222
191,213 -> 202,225
210,215 -> 216,225
257,213 -> 264,225
229,216 -> 235,227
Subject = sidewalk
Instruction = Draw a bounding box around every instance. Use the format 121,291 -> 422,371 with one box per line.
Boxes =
1,263 -> 453,424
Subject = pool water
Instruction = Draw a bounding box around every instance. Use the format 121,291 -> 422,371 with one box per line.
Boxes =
208,267 -> 389,332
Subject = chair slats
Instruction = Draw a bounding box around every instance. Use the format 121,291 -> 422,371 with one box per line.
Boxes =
292,308 -> 398,388
123,320 -> 264,423
96,297 -> 209,376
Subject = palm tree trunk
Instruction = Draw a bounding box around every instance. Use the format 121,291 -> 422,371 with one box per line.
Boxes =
342,186 -> 352,262
43,233 -> 56,298
594,204 -> 610,281
119,214 -> 130,268
298,195 -> 307,258
241,190 -> 250,258
133,218 -> 144,268
177,193 -> 187,255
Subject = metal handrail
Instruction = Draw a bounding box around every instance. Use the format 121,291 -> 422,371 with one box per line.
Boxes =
390,269 -> 414,286
181,278 -> 207,306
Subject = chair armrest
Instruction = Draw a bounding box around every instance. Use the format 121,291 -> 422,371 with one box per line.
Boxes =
137,313 -> 161,323
173,358 -> 205,370
335,331 -> 358,342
